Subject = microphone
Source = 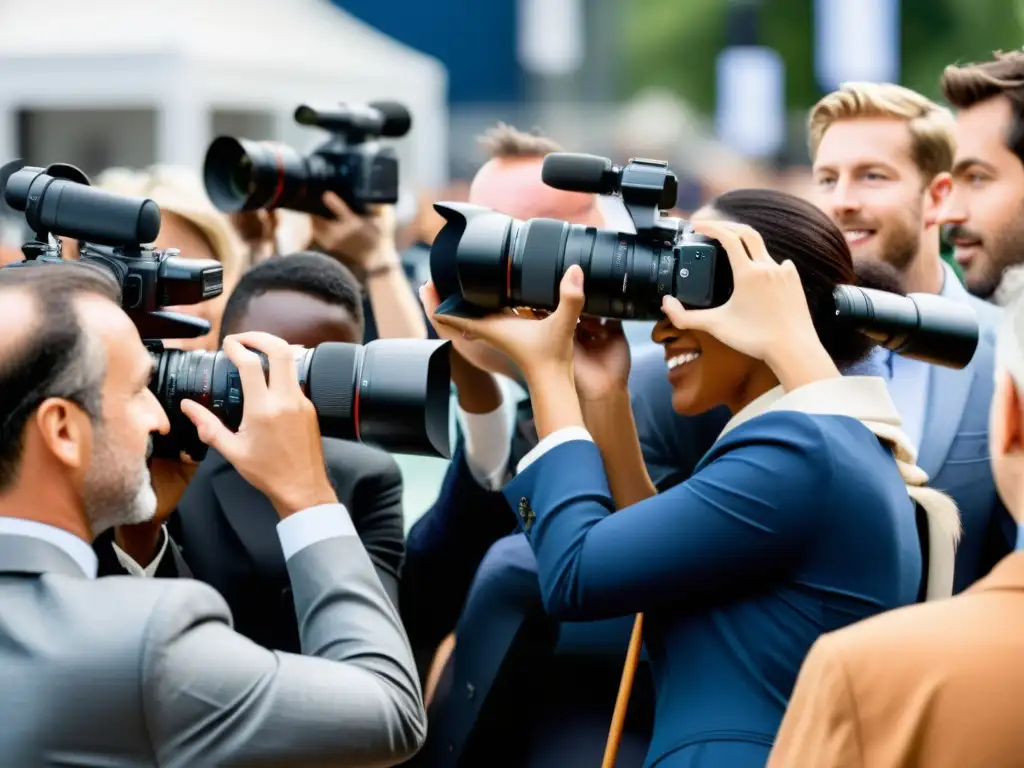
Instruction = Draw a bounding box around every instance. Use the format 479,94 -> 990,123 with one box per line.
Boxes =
833,285 -> 979,369
369,101 -> 413,138
541,153 -> 619,195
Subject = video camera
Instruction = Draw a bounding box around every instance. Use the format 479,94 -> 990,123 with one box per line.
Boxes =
1,162 -> 451,461
203,101 -> 412,219
2,162 -> 223,339
429,152 -> 980,370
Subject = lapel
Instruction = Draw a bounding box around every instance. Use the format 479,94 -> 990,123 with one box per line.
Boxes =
917,271 -> 979,478
0,533 -> 86,578
206,451 -> 288,579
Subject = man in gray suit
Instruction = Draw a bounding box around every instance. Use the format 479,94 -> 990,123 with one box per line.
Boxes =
809,82 -> 1012,591
0,263 -> 426,766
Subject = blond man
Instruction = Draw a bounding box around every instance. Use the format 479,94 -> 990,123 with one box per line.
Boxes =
807,82 -> 1009,594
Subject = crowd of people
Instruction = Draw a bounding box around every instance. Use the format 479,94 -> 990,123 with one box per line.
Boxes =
3,45 -> 1024,768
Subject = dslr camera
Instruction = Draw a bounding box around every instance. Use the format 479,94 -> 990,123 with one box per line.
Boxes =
429,152 -> 979,369
2,163 -> 451,462
203,101 -> 412,219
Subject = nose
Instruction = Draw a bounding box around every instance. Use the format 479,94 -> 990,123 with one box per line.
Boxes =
147,389 -> 171,436
828,179 -> 861,217
651,316 -> 679,345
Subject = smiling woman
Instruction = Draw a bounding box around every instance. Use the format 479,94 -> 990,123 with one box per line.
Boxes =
427,187 -> 935,768
651,188 -> 894,417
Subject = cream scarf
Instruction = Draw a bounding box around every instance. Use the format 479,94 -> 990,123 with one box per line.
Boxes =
715,376 -> 961,602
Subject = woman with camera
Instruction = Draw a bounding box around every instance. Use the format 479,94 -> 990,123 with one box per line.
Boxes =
428,189 -> 955,767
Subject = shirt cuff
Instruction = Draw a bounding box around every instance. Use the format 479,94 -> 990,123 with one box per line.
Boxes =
112,525 -> 169,578
277,503 -> 357,561
459,397 -> 513,491
516,426 -> 594,476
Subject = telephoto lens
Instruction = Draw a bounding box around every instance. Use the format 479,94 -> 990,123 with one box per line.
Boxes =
430,203 -> 721,321
149,339 -> 452,461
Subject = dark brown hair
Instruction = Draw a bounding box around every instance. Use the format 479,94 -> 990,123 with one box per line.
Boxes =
477,122 -> 564,160
709,189 -> 902,369
941,51 -> 1024,168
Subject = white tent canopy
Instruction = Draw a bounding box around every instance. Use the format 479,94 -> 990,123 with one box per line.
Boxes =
0,0 -> 448,186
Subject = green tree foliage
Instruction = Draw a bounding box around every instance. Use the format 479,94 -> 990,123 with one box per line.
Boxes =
621,0 -> 1024,111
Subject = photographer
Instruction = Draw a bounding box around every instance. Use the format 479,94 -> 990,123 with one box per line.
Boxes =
428,190 -> 951,766
170,252 -> 407,652
0,263 -> 425,766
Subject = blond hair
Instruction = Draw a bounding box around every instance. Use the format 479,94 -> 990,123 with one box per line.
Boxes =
808,82 -> 956,181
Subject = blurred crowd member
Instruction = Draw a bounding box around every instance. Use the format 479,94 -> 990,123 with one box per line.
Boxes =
162,253 -> 406,652
809,82 -> 1010,592
0,264 -> 425,766
95,166 -> 247,352
405,123 -> 726,768
433,189 -> 939,768
769,295 -> 1024,768
940,51 -> 1024,306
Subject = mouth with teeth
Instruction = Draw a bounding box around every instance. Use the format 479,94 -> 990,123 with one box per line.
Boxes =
842,229 -> 876,246
665,349 -> 702,376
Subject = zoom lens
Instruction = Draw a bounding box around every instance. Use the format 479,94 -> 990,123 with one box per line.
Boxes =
204,137 -> 318,214
429,202 -> 673,320
148,339 -> 452,461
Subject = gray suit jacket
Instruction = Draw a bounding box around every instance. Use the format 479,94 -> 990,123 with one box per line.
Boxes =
0,520 -> 426,767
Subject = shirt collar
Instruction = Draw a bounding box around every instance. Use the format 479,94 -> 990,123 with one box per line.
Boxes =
0,518 -> 97,578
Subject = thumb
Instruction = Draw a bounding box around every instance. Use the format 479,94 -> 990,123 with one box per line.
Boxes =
661,295 -> 712,332
553,265 -> 586,332
180,400 -> 240,458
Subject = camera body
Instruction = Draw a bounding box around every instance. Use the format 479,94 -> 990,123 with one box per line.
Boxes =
430,153 -> 726,321
203,101 -> 412,219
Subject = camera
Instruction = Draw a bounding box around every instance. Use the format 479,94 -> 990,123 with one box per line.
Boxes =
2,162 -> 451,460
2,162 -> 223,339
149,339 -> 452,461
429,152 -> 980,369
203,101 -> 412,218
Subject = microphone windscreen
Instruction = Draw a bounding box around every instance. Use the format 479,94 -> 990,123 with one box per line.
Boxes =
541,153 -> 615,194
370,101 -> 412,138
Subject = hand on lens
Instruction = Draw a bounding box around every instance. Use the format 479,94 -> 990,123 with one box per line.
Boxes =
428,265 -> 587,383
179,331 -> 337,517
661,221 -> 819,366
574,318 -> 631,402
311,192 -> 398,271
418,280 -> 526,383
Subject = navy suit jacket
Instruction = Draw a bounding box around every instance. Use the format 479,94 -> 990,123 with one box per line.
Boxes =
402,349 -> 728,766
505,412 -> 922,767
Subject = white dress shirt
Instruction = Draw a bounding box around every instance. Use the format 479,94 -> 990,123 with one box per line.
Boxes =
0,504 -> 357,579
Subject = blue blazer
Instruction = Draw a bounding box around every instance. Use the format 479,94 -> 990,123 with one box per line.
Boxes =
504,411 -> 922,767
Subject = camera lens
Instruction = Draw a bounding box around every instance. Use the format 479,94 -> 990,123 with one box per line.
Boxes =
430,203 -> 674,320
203,137 -> 314,214
148,340 -> 452,462
230,156 -> 255,199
